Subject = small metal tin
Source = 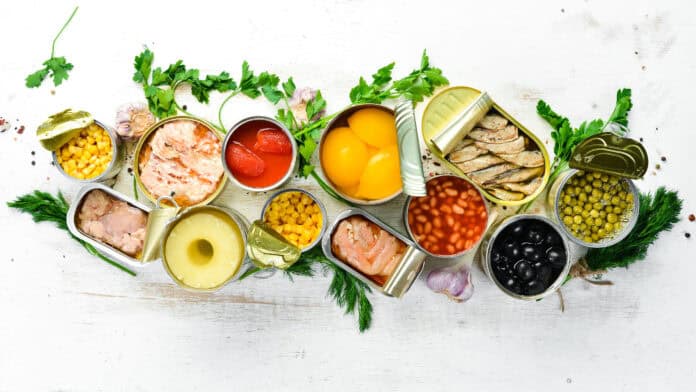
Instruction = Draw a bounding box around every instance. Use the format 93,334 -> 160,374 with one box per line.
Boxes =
480,214 -> 572,300
160,205 -> 250,292
66,183 -> 153,269
133,116 -> 227,207
246,220 -> 302,269
318,103 -> 402,205
259,188 -> 327,252
221,116 -> 298,192
52,120 -> 124,183
569,132 -> 648,179
394,100 -> 426,196
403,174 -> 489,259
321,208 -> 427,298
421,86 -> 551,206
547,169 -> 640,248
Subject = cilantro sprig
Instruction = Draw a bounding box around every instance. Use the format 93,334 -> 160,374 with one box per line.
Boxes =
26,6 -> 79,88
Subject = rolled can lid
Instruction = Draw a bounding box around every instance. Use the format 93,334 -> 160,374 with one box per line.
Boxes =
429,91 -> 492,156
141,196 -> 180,262
246,220 -> 301,269
37,109 -> 93,151
569,131 -> 648,179
395,100 -> 426,197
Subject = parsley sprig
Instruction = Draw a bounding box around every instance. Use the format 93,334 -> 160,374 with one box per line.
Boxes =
7,190 -> 136,276
26,6 -> 79,88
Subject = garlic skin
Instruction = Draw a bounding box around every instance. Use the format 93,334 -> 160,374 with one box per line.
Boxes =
426,265 -> 474,303
115,103 -> 155,140
289,88 -> 324,125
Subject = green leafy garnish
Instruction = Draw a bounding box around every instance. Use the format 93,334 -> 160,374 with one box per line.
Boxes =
536,88 -> 633,185
584,187 -> 682,270
240,247 -> 373,332
7,190 -> 136,276
25,6 -> 79,88
131,48 -> 280,131
349,50 -> 449,104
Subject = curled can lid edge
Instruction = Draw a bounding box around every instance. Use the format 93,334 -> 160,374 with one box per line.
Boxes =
246,220 -> 301,269
430,92 -> 493,156
569,131 -> 648,179
394,100 -> 427,197
37,109 -> 94,151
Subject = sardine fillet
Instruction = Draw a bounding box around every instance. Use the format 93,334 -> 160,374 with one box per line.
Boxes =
483,166 -> 544,186
475,136 -> 525,155
468,163 -> 519,184
500,177 -> 543,195
448,144 -> 487,163
479,114 -> 508,130
468,124 -> 518,144
455,154 -> 505,173
497,150 -> 544,167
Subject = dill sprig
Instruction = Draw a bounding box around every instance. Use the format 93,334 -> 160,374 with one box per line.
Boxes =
584,187 -> 682,270
7,190 -> 136,276
239,246 -> 373,332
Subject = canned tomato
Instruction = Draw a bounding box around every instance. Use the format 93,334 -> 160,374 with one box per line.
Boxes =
403,175 -> 489,258
222,116 -> 298,192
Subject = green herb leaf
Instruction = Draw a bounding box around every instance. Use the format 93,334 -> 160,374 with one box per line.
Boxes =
606,88 -> 633,126
282,77 -> 296,97
7,190 -> 136,276
133,48 -> 154,84
585,187 -> 682,270
305,91 -> 326,122
25,6 -> 78,88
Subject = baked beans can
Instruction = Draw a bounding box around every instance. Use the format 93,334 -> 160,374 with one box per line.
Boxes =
421,86 -> 552,206
321,208 -> 427,298
403,174 -> 489,258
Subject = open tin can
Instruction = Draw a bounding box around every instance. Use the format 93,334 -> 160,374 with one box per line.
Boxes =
317,103 -> 403,205
480,214 -> 572,300
133,115 -> 227,207
221,116 -> 298,192
67,183 -> 153,269
321,208 -> 427,298
50,119 -> 124,183
160,205 -> 250,292
421,86 -> 551,206
259,188 -> 327,252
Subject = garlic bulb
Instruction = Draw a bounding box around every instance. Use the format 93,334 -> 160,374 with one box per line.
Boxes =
115,103 -> 155,140
426,264 -> 474,302
289,88 -> 324,125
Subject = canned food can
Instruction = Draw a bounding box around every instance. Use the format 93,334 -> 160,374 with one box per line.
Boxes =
52,120 -> 124,183
66,183 -> 152,269
321,208 -> 427,298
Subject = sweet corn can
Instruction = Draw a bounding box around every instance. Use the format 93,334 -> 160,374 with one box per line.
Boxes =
260,188 -> 327,252
52,120 -> 123,183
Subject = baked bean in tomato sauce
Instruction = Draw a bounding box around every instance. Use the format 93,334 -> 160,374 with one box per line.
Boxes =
406,175 -> 487,256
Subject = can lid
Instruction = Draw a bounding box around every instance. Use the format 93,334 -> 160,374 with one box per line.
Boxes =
424,87 -> 493,156
246,220 -> 301,269
36,109 -> 93,151
394,100 -> 426,197
569,131 -> 648,179
141,196 -> 181,262
382,246 -> 427,298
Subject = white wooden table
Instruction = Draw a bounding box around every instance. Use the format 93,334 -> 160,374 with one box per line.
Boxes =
1,1 -> 694,390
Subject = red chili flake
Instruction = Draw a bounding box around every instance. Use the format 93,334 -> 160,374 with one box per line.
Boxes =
688,214 -> 695,222
17,125 -> 25,134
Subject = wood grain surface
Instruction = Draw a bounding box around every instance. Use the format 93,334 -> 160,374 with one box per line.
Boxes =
1,0 -> 694,391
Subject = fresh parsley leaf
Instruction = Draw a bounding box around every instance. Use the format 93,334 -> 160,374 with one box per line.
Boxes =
606,88 -> 633,126
305,91 -> 326,122
282,77 -> 296,97
133,48 -> 154,84
25,7 -> 78,89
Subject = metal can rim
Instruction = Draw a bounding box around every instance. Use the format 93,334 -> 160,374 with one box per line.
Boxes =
259,188 -> 327,252
159,204 -> 249,292
317,103 -> 403,205
483,213 -> 572,300
221,115 -> 298,192
402,174 -> 490,259
552,169 -> 640,248
133,115 -> 227,207
52,120 -> 122,183
66,183 -> 153,268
